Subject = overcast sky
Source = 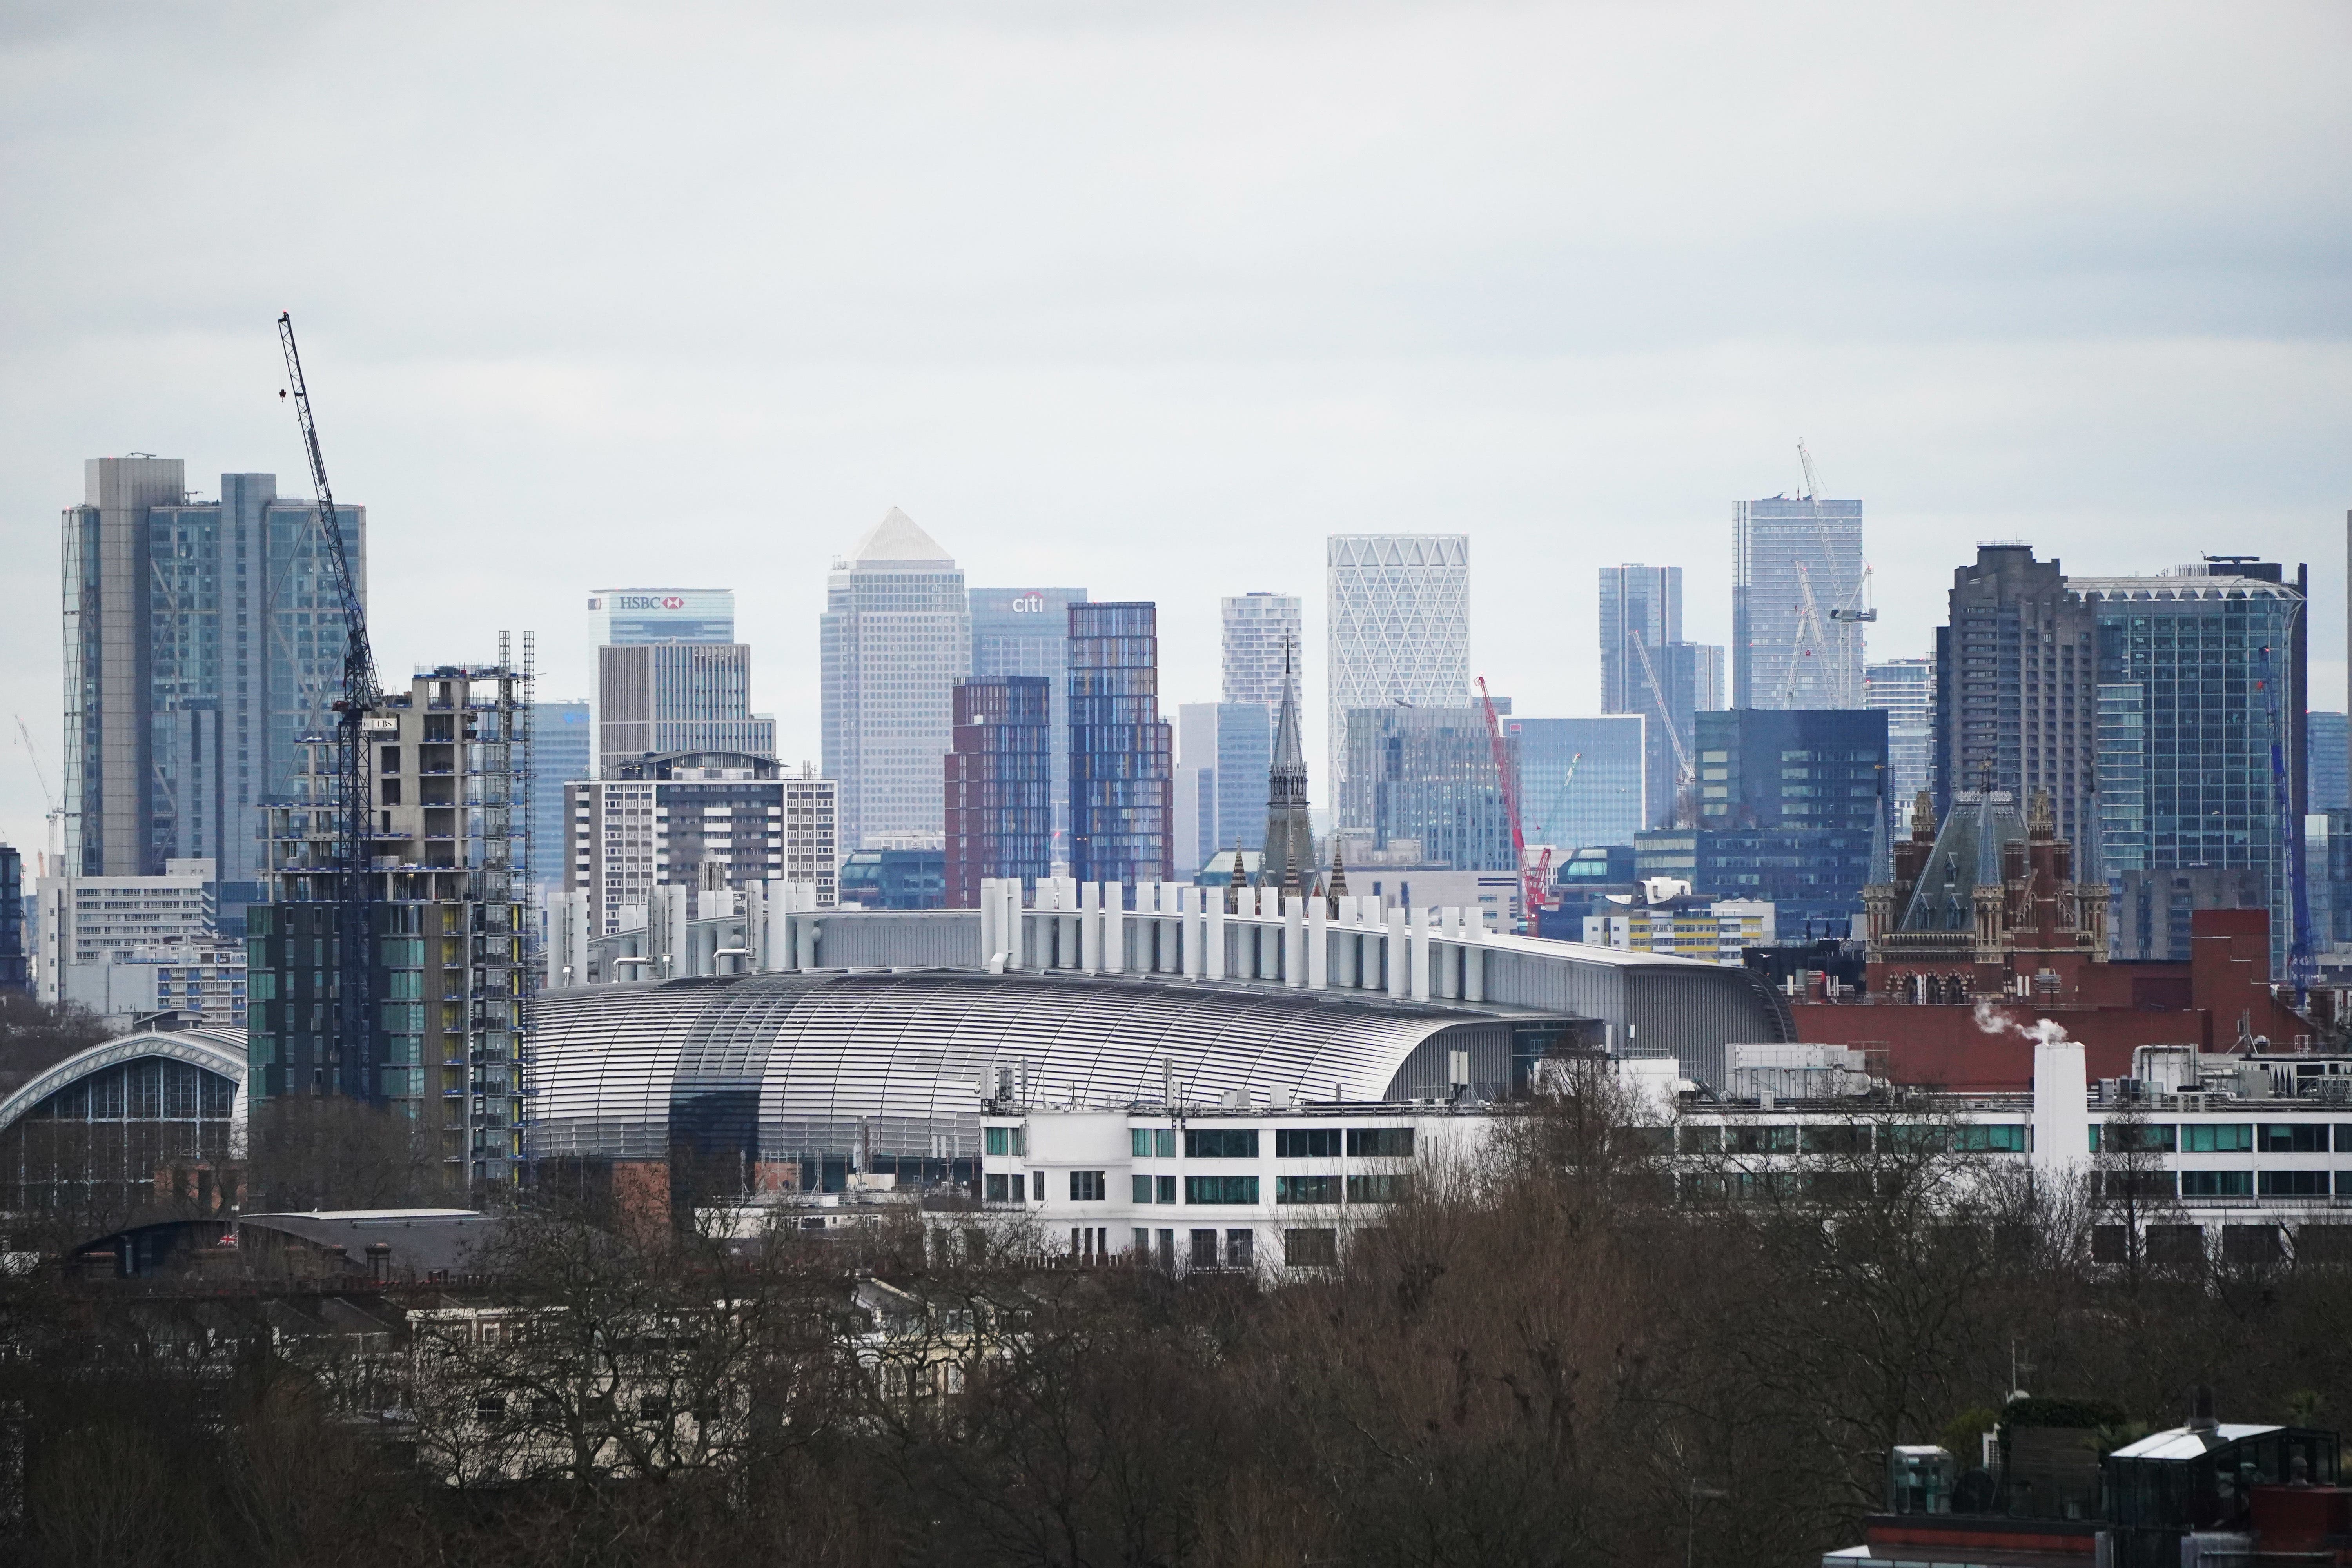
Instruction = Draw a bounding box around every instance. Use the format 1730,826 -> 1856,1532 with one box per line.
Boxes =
3,2 -> 2348,861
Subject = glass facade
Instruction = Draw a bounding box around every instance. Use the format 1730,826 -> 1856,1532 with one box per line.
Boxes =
0,1051 -> 237,1215
1864,656 -> 1937,822
1345,706 -> 1519,872
528,699 -> 591,891
1732,496 -> 1865,710
1176,702 -> 1272,877
1693,708 -> 1887,834
1327,535 -> 1471,832
587,587 -> 735,646
1505,716 -> 1644,855
822,511 -> 971,851
63,461 -> 361,882
1599,564 -> 1720,826
1637,827 -> 1876,935
970,588 -> 1087,860
1221,592 -> 1303,718
946,676 -> 1052,906
2083,568 -> 2307,971
1068,603 -> 1173,887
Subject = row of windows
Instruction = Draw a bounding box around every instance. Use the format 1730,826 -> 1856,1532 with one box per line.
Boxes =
1681,1123 -> 2027,1155
1113,1127 -> 1418,1160
2095,1123 -> 2347,1154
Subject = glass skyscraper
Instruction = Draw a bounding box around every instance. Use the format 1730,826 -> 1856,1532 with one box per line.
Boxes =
590,586 -> 773,775
1732,495 -> 1866,710
1505,716 -> 1646,855
1176,701 -> 1273,877
1598,564 -> 1722,826
527,699 -> 591,893
1327,535 -> 1471,833
61,458 -> 360,884
2308,711 -> 2348,815
1067,603 -> 1172,887
945,675 -> 1051,907
1345,706 -> 1518,872
821,510 -> 971,851
587,588 -> 735,647
970,586 -> 1087,864
2080,562 -> 2308,969
1864,656 -> 1937,820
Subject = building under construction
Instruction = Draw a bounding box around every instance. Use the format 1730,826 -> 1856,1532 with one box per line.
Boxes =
250,653 -> 533,1191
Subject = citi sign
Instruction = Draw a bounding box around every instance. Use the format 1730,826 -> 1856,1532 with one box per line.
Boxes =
1009,593 -> 1049,613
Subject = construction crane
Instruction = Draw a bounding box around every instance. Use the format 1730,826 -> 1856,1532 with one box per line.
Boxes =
13,715 -> 64,874
1785,439 -> 1869,704
1630,632 -> 1697,791
277,312 -> 381,1095
1474,677 -> 1541,932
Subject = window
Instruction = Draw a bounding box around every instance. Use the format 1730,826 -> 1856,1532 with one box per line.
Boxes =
1276,1127 -> 1342,1158
2260,1170 -> 2330,1197
1069,1171 -> 1106,1201
1188,1229 -> 1220,1269
2259,1125 -> 2329,1154
1799,1124 -> 1867,1154
1185,1175 -> 1259,1205
1284,1228 -> 1338,1267
2183,1124 -> 2254,1153
2181,1170 -> 2252,1198
1132,1174 -> 1155,1203
2100,1123 -> 2176,1154
1226,1230 -> 1254,1269
1186,1128 -> 1259,1158
1277,1174 -> 1339,1204
475,1395 -> 506,1425
1346,1127 -> 1414,1158
1730,1126 -> 1797,1155
1679,1125 -> 1722,1155
1347,1174 -> 1412,1204
1955,1124 -> 2029,1154
1156,1175 -> 1177,1204
1131,1128 -> 1153,1157
1154,1128 -> 1176,1157
2336,1125 -> 2352,1153
985,1126 -> 1024,1157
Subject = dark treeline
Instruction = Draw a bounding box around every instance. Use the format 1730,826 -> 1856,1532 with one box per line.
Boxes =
7,1078 -> 2352,1568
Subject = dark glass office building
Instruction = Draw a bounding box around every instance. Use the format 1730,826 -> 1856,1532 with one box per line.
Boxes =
1694,708 -> 1888,833
1635,827 -> 1878,937
946,676 -> 1052,907
1067,603 -> 1173,888
1345,706 -> 1520,872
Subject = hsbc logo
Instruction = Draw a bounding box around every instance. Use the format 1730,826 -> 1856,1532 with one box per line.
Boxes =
613,594 -> 688,612
1010,593 -> 1047,613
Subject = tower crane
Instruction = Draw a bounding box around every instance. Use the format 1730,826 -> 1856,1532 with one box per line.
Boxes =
13,715 -> 63,874
277,313 -> 381,1096
1475,677 -> 1542,933
1630,631 -> 1697,793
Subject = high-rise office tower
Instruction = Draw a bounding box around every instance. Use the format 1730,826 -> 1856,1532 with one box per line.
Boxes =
970,587 -> 1087,863
1221,592 -> 1303,718
1345,706 -> 1518,872
1327,535 -> 1471,832
1261,665 -> 1313,893
1932,546 -> 2095,847
1067,603 -> 1172,887
1598,564 -> 1724,826
588,588 -> 737,647
1505,716 -> 1646,854
595,644 -> 775,770
945,676 -> 1052,907
1864,657 -> 1937,819
0,845 -> 22,995
2309,712 -> 2349,815
822,510 -> 971,852
528,699 -> 591,893
62,459 -> 361,883
1732,494 -> 1866,710
1175,702 -> 1272,879
590,588 -> 773,774
2079,559 -> 2307,969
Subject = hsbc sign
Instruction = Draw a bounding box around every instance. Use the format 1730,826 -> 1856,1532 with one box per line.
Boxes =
615,594 -> 687,612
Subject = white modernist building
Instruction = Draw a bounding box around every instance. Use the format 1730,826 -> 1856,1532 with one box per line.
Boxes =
1327,535 -> 1471,833
1221,592 -> 1304,720
821,510 -> 971,853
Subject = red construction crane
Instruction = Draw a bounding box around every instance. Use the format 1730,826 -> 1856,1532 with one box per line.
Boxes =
1475,677 -> 1541,933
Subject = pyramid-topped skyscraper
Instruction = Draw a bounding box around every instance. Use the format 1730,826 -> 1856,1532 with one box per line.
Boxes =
822,509 -> 971,851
